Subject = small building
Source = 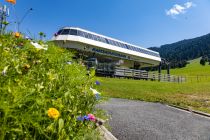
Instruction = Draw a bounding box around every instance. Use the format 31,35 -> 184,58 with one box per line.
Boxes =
52,27 -> 161,69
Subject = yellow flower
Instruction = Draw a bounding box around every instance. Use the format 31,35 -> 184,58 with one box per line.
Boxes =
14,32 -> 21,38
48,108 -> 60,119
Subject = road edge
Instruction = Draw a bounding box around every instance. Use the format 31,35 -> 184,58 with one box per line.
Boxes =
167,104 -> 210,118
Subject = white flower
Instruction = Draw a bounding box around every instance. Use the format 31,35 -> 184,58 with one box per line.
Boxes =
2,65 -> 9,76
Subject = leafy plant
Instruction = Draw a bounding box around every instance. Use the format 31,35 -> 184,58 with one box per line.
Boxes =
0,34 -> 99,139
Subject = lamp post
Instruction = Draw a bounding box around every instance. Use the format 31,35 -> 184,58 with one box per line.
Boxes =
16,8 -> 33,32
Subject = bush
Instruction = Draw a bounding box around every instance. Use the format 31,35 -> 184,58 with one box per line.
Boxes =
0,34 -> 98,139
200,58 -> 206,66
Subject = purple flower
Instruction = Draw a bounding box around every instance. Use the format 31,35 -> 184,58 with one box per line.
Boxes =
83,115 -> 90,120
95,81 -> 101,85
77,116 -> 84,121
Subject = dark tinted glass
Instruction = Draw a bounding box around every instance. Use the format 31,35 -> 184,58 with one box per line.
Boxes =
128,45 -> 133,50
125,44 -> 129,49
92,35 -> 98,41
70,29 -> 78,35
121,43 -> 127,49
72,29 -> 160,57
96,36 -> 102,41
113,41 -> 118,46
87,33 -> 92,39
101,37 -> 105,42
57,30 -> 63,35
83,32 -> 89,38
60,29 -> 70,35
78,30 -> 84,37
105,38 -> 109,44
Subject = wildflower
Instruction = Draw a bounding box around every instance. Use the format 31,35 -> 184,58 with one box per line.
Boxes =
14,32 -> 21,38
2,66 -> 9,76
90,88 -> 101,100
77,114 -> 96,122
83,115 -> 90,121
77,116 -> 85,121
95,81 -> 101,85
48,108 -> 60,119
88,114 -> 96,122
67,61 -> 72,65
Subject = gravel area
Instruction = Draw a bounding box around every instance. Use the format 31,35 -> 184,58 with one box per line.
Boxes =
98,98 -> 210,140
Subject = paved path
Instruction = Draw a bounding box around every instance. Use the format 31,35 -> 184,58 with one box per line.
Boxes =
98,98 -> 210,140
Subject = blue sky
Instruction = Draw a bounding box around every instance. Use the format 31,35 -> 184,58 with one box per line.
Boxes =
1,0 -> 210,48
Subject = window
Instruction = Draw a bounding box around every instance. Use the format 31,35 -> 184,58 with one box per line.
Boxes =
78,30 -> 84,37
87,33 -> 92,39
57,30 -> 63,35
60,29 -> 70,35
129,45 -> 135,51
115,41 -> 120,47
112,41 -> 118,46
74,29 -> 160,57
70,29 -> 78,35
110,40 -> 114,45
97,36 -> 102,42
100,37 -> 107,43
124,44 -> 129,49
92,35 -> 98,41
83,32 -> 89,38
108,39 -> 114,45
121,43 -> 127,49
105,38 -> 109,44
133,46 -> 138,52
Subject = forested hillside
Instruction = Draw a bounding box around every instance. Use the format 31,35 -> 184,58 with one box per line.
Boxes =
149,33 -> 210,68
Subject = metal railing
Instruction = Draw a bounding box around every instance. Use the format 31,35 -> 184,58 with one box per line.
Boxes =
114,68 -> 186,83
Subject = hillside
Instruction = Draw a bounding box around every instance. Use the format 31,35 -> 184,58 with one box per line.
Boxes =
161,58 -> 210,76
149,33 -> 210,62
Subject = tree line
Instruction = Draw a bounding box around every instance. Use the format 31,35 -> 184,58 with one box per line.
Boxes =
149,33 -> 210,69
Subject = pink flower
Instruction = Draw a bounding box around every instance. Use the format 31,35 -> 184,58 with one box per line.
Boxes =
88,114 -> 96,122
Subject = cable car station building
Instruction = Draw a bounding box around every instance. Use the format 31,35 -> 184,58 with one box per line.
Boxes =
52,27 -> 161,72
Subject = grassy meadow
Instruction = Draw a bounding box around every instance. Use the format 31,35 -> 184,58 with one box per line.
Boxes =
98,58 -> 210,113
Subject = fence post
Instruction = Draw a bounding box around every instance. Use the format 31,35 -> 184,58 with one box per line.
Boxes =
153,72 -> 155,81
158,72 -> 161,82
168,74 -> 170,82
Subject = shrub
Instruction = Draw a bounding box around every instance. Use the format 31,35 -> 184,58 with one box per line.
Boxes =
200,58 -> 206,66
0,34 -> 98,139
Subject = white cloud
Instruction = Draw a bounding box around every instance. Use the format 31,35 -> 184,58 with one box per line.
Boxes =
166,2 -> 195,17
184,2 -> 194,8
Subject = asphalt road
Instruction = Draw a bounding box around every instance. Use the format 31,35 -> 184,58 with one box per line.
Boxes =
98,98 -> 210,140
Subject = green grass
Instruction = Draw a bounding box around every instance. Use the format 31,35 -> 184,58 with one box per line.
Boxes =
98,58 -> 210,113
157,58 -> 210,76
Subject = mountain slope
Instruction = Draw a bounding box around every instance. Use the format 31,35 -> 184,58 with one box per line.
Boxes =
159,58 -> 210,76
149,33 -> 210,62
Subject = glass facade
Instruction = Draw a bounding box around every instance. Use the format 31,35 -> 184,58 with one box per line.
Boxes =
57,29 -> 160,57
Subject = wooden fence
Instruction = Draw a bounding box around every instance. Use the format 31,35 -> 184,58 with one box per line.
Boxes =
186,75 -> 210,83
114,68 -> 186,83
